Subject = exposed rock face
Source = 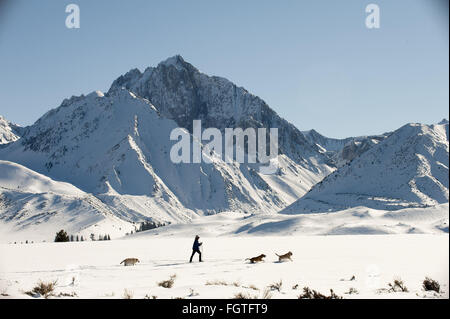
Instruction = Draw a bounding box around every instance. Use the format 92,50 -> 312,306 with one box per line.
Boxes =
110,55 -> 331,168
302,128 -> 388,167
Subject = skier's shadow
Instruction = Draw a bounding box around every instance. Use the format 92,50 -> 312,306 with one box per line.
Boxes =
156,262 -> 193,267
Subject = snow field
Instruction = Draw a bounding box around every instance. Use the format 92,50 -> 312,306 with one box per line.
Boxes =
0,235 -> 447,299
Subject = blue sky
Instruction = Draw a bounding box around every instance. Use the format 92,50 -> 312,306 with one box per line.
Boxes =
0,0 -> 448,138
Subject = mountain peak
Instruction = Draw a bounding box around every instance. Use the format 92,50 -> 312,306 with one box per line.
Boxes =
109,55 -> 199,94
158,54 -> 186,68
156,54 -> 199,74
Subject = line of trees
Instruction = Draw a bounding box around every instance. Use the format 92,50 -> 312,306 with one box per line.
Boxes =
136,220 -> 167,233
12,240 -> 35,244
19,222 -> 170,244
54,230 -> 111,242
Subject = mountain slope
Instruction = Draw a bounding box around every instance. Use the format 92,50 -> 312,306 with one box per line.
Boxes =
0,57 -> 333,233
1,90 -> 199,224
281,121 -> 449,214
0,115 -> 22,145
0,160 -> 135,241
302,129 -> 389,167
110,55 -> 333,170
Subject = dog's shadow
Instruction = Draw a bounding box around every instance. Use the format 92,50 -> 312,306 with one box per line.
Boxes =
273,260 -> 293,264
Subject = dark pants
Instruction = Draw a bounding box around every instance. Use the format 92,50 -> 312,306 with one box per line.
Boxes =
190,249 -> 202,262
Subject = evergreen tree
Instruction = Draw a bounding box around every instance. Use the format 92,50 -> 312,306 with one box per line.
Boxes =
107,234 -> 111,240
90,233 -> 95,241
55,230 -> 70,242
76,235 -> 79,242
70,235 -> 74,242
80,235 -> 84,242
137,220 -> 163,232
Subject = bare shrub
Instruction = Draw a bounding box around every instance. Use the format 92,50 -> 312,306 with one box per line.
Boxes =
247,284 -> 259,291
0,286 -> 9,296
233,292 -> 256,299
376,288 -> 389,294
123,289 -> 133,299
268,280 -> 283,292
298,287 -> 342,299
340,275 -> 356,282
260,287 -> 273,299
25,280 -> 57,298
233,287 -> 272,299
56,291 -> 78,297
188,288 -> 199,297
158,274 -> 177,288
206,280 -> 259,292
422,277 -> 440,293
344,287 -> 359,295
205,280 -> 228,286
387,278 -> 408,292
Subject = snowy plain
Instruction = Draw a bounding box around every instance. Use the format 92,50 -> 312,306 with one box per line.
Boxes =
0,232 -> 448,299
0,203 -> 448,299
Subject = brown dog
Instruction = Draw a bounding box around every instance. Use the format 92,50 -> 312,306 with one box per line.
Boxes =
275,251 -> 293,262
120,258 -> 140,266
246,254 -> 266,263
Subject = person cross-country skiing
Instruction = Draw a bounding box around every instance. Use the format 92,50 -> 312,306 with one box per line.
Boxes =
189,235 -> 202,263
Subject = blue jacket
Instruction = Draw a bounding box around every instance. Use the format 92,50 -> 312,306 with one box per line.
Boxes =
193,239 -> 202,250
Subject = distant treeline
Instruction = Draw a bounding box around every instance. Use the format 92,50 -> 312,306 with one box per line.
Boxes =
135,220 -> 169,233
54,229 -> 111,242
13,223 -> 169,244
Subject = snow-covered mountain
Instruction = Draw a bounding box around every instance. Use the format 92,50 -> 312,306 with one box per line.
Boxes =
0,56 -> 337,238
302,129 -> 389,167
0,56 -> 448,240
110,55 -> 332,167
0,160 -> 135,241
282,121 -> 449,214
0,115 -> 22,145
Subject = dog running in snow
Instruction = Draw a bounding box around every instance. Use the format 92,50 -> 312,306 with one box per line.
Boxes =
275,251 -> 293,262
120,258 -> 140,266
246,254 -> 266,263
